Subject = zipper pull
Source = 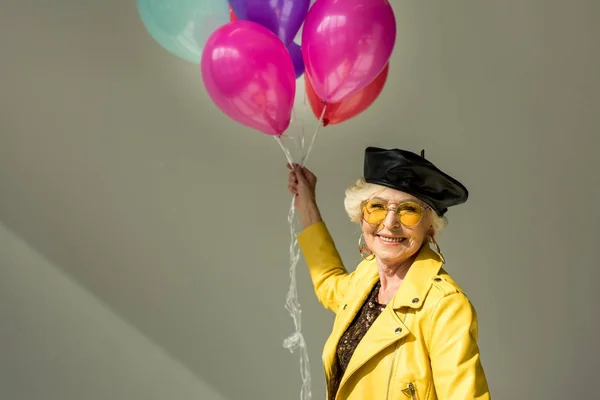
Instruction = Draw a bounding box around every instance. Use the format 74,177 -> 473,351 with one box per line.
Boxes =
401,382 -> 416,399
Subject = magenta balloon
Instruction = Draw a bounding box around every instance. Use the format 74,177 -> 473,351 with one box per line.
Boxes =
301,0 -> 396,103
201,21 -> 296,136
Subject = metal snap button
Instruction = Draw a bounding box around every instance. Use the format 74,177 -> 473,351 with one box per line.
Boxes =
412,298 -> 419,303
395,328 -> 402,334
434,277 -> 442,282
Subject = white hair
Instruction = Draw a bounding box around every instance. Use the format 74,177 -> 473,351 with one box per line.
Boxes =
343,178 -> 448,236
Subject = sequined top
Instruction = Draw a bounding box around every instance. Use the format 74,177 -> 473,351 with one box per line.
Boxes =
328,281 -> 386,400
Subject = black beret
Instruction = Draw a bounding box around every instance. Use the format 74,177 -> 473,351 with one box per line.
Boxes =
363,147 -> 469,216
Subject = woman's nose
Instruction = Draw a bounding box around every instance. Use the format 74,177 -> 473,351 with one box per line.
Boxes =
383,209 -> 401,229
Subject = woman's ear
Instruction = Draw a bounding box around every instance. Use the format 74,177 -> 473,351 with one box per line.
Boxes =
426,211 -> 435,237
426,225 -> 435,238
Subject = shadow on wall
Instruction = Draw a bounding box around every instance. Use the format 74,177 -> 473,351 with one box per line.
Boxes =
0,222 -> 229,400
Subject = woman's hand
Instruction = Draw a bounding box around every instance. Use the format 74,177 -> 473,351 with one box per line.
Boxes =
287,163 -> 317,208
287,163 -> 322,228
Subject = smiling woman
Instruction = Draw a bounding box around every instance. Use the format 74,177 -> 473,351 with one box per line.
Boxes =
286,147 -> 490,400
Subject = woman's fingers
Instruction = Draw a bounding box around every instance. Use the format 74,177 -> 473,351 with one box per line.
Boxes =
288,184 -> 297,193
286,163 -> 315,192
288,169 -> 298,194
294,165 -> 309,184
288,171 -> 298,185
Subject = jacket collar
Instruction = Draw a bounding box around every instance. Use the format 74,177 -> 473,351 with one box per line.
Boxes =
391,244 -> 444,309
360,244 -> 444,309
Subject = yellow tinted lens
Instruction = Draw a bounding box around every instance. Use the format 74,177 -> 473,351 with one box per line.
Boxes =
362,200 -> 388,224
398,202 -> 423,226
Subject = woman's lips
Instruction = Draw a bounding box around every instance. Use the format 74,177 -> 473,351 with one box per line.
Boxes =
377,235 -> 406,245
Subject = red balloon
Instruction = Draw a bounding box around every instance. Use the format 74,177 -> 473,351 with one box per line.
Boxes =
305,64 -> 390,126
229,6 -> 237,21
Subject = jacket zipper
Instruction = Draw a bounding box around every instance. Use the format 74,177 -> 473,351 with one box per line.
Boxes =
385,346 -> 399,399
386,311 -> 409,400
401,382 -> 417,399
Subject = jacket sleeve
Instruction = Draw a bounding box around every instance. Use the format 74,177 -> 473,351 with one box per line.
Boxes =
297,221 -> 353,313
427,292 -> 491,399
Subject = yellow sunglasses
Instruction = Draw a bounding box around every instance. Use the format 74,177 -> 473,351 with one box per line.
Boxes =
361,199 -> 429,227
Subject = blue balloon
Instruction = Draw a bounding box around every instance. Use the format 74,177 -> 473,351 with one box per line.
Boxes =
138,0 -> 230,63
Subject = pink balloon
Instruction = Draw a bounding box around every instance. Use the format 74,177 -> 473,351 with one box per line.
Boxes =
301,0 -> 396,103
201,21 -> 296,136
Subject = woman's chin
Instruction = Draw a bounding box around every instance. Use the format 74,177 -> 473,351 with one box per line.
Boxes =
373,243 -> 420,263
374,247 -> 408,260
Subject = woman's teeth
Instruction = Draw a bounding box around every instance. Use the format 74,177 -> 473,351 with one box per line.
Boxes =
379,236 -> 404,243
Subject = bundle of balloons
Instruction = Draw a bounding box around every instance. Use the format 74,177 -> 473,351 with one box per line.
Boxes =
138,2 -> 396,398
138,0 -> 397,135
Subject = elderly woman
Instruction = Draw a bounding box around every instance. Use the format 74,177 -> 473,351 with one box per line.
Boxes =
286,147 -> 490,400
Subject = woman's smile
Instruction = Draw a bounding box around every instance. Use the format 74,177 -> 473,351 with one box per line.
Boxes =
376,234 -> 407,245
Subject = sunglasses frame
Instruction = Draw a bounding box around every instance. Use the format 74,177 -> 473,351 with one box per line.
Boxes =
360,199 -> 430,228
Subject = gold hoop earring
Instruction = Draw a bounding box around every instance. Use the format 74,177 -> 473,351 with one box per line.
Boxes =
430,236 -> 445,264
358,232 -> 375,261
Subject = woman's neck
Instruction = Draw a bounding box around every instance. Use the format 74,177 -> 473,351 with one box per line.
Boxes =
375,255 -> 417,303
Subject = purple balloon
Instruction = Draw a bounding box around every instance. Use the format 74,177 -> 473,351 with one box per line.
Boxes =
302,0 -> 396,103
201,21 -> 296,136
228,0 -> 310,45
288,42 -> 304,79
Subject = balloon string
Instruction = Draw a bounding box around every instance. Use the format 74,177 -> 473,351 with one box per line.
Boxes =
291,105 -> 304,153
276,136 -> 295,167
300,103 -> 327,167
301,87 -> 308,151
275,135 -> 313,400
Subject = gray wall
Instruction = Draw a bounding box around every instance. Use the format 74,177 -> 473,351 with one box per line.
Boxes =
0,222 -> 228,400
0,0 -> 598,399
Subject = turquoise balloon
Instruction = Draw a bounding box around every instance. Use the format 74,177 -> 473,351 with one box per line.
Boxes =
138,0 -> 230,63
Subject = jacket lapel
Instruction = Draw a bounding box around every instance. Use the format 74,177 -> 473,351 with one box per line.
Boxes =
322,261 -> 379,379
336,303 -> 411,392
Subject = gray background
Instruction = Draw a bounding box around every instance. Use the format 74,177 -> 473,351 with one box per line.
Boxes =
1,0 -> 598,399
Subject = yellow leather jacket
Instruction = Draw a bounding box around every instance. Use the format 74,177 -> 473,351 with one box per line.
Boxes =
297,222 -> 491,400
